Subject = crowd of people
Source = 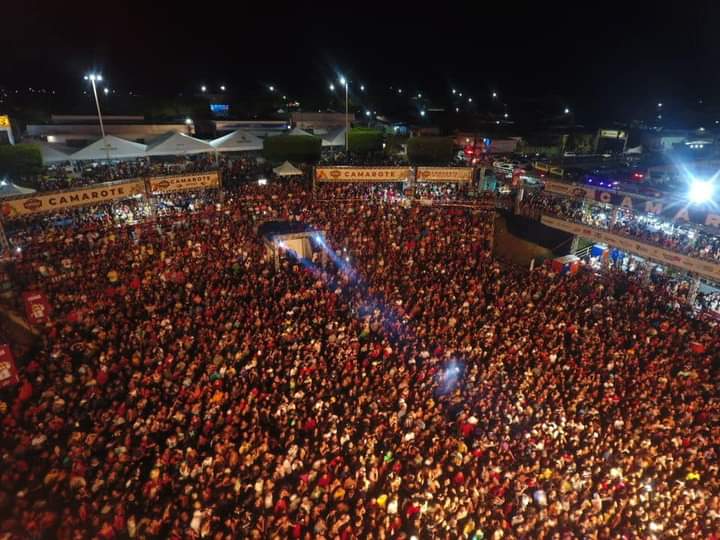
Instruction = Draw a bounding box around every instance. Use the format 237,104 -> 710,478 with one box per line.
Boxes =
0,178 -> 718,539
519,191 -> 720,264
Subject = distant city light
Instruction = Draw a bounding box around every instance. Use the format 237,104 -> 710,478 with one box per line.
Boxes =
492,91 -> 497,98
398,88 -> 402,94
452,89 -> 456,94
360,84 -> 365,91
268,85 -> 275,92
458,92 -> 463,97
455,107 -> 460,112
468,97 -> 472,103
504,112 -> 508,118
201,85 -> 207,92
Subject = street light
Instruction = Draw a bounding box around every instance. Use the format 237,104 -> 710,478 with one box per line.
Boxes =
220,85 -> 226,91
338,76 -> 349,152
360,84 -> 365,91
468,97 -> 472,103
201,85 -> 207,92
185,118 -> 193,125
452,89 -> 457,94
657,102 -> 662,108
268,85 -> 275,92
103,88 -> 109,95
365,110 -> 371,117
492,91 -> 497,98
83,73 -> 106,138
564,107 -> 570,114
329,83 -> 335,91
504,112 -> 509,118
420,110 -> 426,117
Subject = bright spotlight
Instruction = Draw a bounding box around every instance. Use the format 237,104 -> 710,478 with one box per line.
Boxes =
339,76 -> 346,86
689,180 -> 713,203
258,178 -> 267,186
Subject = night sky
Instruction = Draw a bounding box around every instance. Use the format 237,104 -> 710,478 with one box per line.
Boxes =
3,0 -> 719,120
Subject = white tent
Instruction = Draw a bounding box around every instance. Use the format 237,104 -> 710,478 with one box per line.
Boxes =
210,130 -> 263,152
71,135 -> 147,161
288,127 -> 314,137
321,127 -> 346,147
0,180 -> 36,198
145,131 -> 214,156
273,161 -> 303,176
35,142 -> 74,164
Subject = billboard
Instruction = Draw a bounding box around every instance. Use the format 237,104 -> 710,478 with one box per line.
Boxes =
543,179 -> 720,229
541,215 -> 720,281
0,179 -> 145,218
416,167 -> 474,183
148,171 -> 221,194
315,167 -> 411,183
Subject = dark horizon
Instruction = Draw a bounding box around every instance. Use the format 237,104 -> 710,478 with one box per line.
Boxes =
3,0 -> 720,124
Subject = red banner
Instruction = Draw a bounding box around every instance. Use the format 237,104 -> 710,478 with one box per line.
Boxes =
23,291 -> 51,325
0,345 -> 19,388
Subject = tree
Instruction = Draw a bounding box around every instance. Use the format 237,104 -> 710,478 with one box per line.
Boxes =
407,137 -> 454,165
263,135 -> 321,164
0,144 -> 43,183
348,128 -> 383,155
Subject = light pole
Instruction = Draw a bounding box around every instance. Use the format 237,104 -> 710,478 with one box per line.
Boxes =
84,73 -> 105,138
339,77 -> 349,152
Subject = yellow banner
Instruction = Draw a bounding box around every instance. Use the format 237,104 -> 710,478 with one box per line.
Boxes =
0,115 -> 10,129
148,171 -> 220,194
416,167 -> 474,183
0,180 -> 145,218
315,167 -> 410,183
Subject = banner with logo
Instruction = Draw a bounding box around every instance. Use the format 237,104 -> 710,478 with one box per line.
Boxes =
543,179 -> 720,229
0,180 -> 145,218
0,345 -> 19,389
23,291 -> 52,325
416,167 -> 474,183
148,171 -> 220,194
541,215 -> 720,281
315,167 -> 411,183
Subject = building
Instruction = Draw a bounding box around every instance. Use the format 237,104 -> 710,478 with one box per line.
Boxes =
290,112 -> 347,131
25,115 -> 194,147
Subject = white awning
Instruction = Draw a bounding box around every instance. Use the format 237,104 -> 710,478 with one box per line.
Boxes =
288,127 -> 314,137
71,135 -> 147,161
321,127 -> 346,147
145,131 -> 214,156
0,180 -> 36,198
209,130 -> 263,152
35,142 -> 74,163
273,161 -> 303,176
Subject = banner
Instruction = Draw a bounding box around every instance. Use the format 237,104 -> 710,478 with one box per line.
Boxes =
416,167 -> 474,183
0,179 -> 145,218
23,291 -> 51,324
148,171 -> 220,194
0,345 -> 19,389
543,179 -> 720,229
540,215 -> 720,281
315,167 -> 411,183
